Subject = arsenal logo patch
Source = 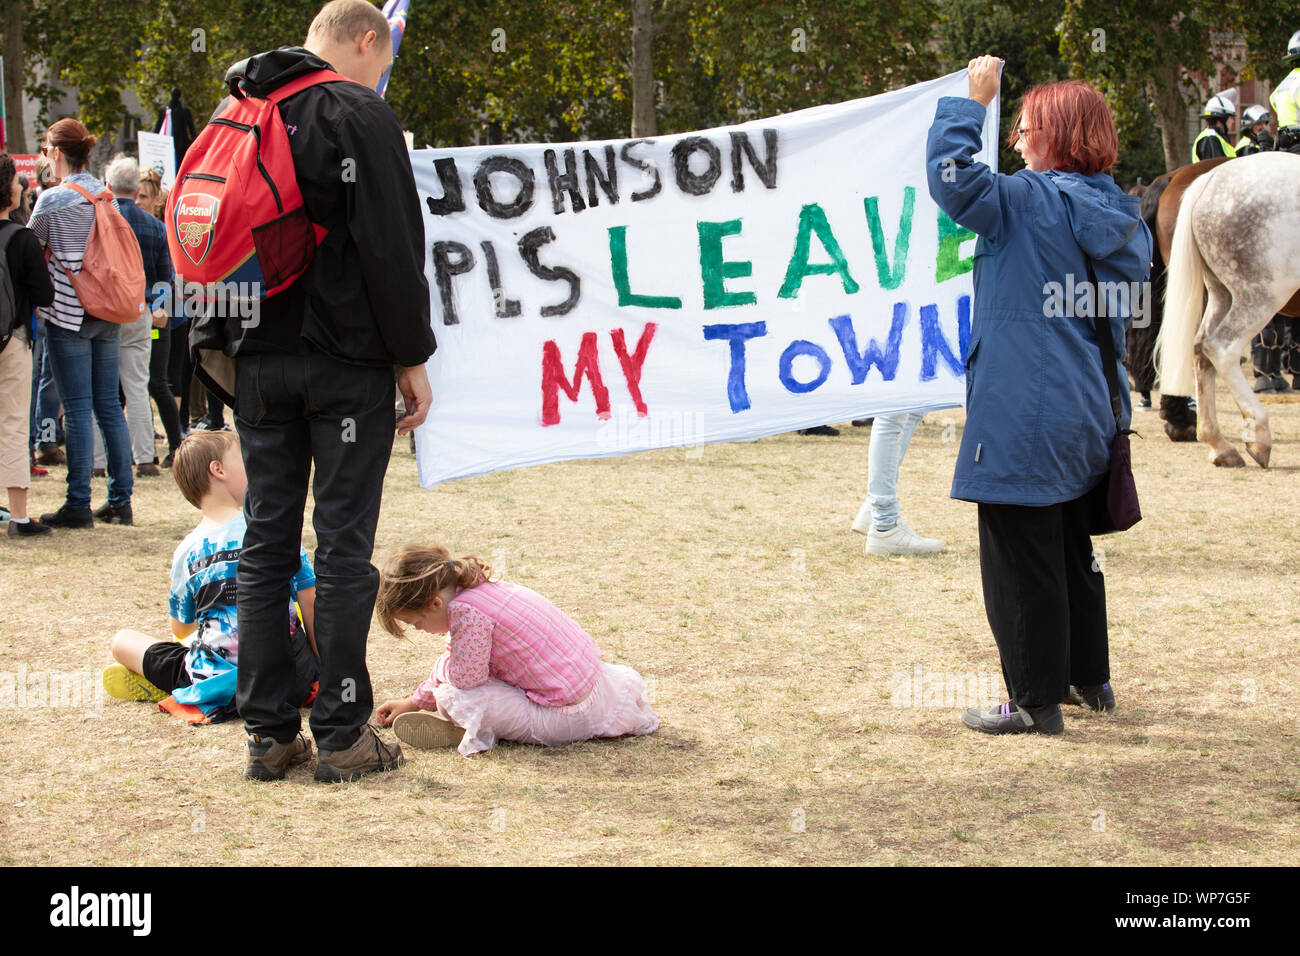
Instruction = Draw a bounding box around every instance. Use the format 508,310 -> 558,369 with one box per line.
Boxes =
173,191 -> 220,266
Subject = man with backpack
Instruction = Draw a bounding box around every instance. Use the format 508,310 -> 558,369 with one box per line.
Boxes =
176,0 -> 435,782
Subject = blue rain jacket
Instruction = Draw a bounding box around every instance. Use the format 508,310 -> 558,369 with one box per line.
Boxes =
926,96 -> 1152,506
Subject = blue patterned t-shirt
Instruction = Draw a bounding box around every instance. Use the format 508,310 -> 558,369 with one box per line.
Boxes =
169,513 -> 315,673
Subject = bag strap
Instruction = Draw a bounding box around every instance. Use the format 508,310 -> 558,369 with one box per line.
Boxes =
59,181 -> 110,206
265,69 -> 354,105
1085,258 -> 1126,431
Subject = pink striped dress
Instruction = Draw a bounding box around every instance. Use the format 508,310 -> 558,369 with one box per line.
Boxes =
412,580 -> 602,709
408,580 -> 658,755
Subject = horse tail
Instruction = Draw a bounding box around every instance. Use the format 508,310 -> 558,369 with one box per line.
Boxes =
1157,172 -> 1213,397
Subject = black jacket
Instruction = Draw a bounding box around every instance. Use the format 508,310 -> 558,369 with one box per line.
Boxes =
192,46 -> 435,398
0,221 -> 55,349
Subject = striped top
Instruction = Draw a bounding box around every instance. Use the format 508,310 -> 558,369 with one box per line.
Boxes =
412,579 -> 603,709
28,172 -> 120,332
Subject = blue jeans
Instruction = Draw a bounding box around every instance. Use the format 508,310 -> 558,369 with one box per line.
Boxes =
864,411 -> 924,530
44,318 -> 134,509
29,319 -> 64,448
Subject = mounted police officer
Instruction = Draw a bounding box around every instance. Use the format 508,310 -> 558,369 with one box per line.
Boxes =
1193,94 -> 1237,161
1271,30 -> 1300,153
1253,32 -> 1300,391
1235,105 -> 1273,155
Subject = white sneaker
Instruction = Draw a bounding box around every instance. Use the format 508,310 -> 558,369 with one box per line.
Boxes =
850,500 -> 873,535
865,517 -> 944,556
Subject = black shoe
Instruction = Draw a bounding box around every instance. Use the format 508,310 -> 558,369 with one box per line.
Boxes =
1065,682 -> 1116,712
7,518 -> 52,537
1137,392 -> 1152,408
797,425 -> 841,437
961,701 -> 1063,735
40,504 -> 94,529
161,451 -> 175,469
92,501 -> 133,526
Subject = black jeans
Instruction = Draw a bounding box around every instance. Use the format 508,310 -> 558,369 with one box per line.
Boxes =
148,327 -> 183,453
977,493 -> 1109,709
234,350 -> 396,751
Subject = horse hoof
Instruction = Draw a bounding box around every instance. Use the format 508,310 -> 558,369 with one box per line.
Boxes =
1245,443 -> 1271,468
1164,423 -> 1197,442
1212,449 -> 1245,468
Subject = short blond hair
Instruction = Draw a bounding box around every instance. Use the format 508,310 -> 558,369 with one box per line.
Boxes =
307,0 -> 389,46
173,431 -> 239,508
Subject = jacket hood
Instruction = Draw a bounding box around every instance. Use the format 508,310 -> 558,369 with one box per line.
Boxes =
224,46 -> 337,97
1046,170 -> 1144,262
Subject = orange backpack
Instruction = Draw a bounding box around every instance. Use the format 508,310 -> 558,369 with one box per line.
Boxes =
47,182 -> 146,324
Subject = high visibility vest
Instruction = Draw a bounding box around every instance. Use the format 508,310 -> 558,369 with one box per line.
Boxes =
1192,128 -> 1237,163
1271,69 -> 1300,127
1235,135 -> 1259,155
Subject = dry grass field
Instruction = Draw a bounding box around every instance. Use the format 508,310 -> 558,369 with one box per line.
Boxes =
2,382 -> 1298,866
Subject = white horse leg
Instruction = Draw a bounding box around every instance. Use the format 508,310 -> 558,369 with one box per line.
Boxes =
1192,285 -> 1245,467
1220,333 -> 1272,467
1193,349 -> 1243,467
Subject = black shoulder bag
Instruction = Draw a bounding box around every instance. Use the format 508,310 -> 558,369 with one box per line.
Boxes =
1086,259 -> 1142,535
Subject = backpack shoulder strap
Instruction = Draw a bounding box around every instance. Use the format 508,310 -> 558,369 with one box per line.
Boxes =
59,181 -> 110,206
1085,258 -> 1125,430
265,69 -> 356,105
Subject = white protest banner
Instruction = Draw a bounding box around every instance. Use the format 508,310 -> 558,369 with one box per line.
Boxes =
411,70 -> 997,488
137,130 -> 176,190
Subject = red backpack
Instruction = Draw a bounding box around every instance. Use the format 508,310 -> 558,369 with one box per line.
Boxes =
165,69 -> 352,302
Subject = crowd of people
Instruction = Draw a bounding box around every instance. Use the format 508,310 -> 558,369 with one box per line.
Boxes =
7,0 -> 1294,783
0,121 -> 233,538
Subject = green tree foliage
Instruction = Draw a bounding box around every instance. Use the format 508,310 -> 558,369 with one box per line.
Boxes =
935,0 -> 1067,173
1061,1 -> 1300,171
24,0 -> 321,137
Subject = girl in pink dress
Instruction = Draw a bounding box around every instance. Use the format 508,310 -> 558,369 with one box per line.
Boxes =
374,543 -> 658,756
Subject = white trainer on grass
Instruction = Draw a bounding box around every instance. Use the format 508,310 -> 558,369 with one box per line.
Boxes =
864,517 -> 944,556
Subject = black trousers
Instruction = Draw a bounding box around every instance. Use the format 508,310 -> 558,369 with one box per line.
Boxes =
148,328 -> 183,453
977,493 -> 1110,709
234,350 -> 396,751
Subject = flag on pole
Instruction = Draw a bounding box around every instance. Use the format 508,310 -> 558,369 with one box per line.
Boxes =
1,56 -> 8,152
376,0 -> 410,98
160,107 -> 172,136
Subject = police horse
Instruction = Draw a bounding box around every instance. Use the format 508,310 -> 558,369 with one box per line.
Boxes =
1158,152 -> 1300,467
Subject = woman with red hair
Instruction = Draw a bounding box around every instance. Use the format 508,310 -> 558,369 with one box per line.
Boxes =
926,58 -> 1152,736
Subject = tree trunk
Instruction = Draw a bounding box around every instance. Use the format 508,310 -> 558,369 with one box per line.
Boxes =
1149,63 -> 1189,172
630,0 -> 656,137
2,0 -> 25,153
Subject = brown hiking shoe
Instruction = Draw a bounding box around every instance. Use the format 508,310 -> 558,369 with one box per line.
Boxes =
35,445 -> 66,466
314,724 -> 405,783
245,732 -> 313,781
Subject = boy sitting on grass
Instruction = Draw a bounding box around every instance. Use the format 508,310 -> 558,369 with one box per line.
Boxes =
103,431 -> 318,730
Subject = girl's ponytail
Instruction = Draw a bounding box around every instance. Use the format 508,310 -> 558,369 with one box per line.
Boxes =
376,543 -> 494,636
452,555 -> 492,589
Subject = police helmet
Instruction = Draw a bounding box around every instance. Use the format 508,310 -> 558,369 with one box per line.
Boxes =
1202,94 -> 1234,121
1286,30 -> 1300,63
1242,104 -> 1270,127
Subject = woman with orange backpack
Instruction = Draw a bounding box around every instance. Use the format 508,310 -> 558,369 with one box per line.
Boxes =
29,119 -> 136,528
